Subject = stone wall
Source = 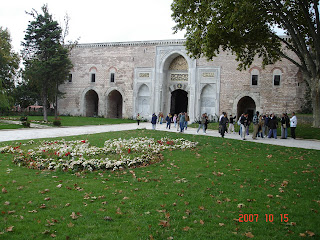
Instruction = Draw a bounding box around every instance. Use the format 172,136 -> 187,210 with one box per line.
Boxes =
58,39 -> 304,121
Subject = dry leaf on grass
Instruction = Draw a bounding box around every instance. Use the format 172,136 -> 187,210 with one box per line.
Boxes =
245,232 -> 254,238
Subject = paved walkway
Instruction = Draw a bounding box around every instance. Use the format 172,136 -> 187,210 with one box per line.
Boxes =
0,122 -> 319,151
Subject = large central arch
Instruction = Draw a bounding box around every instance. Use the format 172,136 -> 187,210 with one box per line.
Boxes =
170,89 -> 188,114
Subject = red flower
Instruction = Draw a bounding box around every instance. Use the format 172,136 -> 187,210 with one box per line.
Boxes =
81,140 -> 86,143
128,148 -> 131,154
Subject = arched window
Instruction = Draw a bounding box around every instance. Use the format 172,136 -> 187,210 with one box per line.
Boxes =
89,67 -> 97,83
108,67 -> 117,83
251,69 -> 259,86
273,69 -> 282,86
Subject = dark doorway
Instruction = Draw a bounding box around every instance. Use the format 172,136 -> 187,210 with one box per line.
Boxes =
237,96 -> 256,121
107,90 -> 122,118
170,89 -> 188,114
85,90 -> 99,117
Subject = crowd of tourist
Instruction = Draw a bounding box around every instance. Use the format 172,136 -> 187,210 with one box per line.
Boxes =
140,111 -> 298,140
219,111 -> 297,140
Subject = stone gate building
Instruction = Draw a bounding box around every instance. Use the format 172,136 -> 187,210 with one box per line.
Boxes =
58,39 -> 305,121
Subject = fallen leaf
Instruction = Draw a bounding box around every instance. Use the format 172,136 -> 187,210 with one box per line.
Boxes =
159,220 -> 170,227
219,223 -> 225,227
237,203 -> 245,208
67,222 -> 74,227
306,231 -> 315,237
2,187 -> 7,194
56,184 -> 62,188
6,226 -> 14,232
103,216 -> 113,221
4,201 -> 10,205
267,194 -> 273,198
245,232 -> 254,238
200,219 -> 205,225
183,226 -> 190,231
39,204 -> 46,209
299,233 -> 306,237
70,212 -> 78,220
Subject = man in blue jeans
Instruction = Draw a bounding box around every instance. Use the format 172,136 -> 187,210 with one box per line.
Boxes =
268,114 -> 278,139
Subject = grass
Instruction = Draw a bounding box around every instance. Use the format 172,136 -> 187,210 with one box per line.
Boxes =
1,130 -> 319,239
0,122 -> 24,130
0,116 -> 136,127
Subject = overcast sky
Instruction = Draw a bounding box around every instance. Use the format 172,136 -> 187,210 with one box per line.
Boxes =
0,0 -> 185,53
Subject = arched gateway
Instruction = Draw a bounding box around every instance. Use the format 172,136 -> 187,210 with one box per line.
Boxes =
170,89 -> 188,114
237,96 -> 256,121
107,90 -> 123,118
84,90 -> 99,117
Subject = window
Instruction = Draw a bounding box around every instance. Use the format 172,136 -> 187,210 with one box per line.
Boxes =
251,75 -> 258,85
91,73 -> 96,83
274,75 -> 280,86
273,69 -> 282,86
68,74 -> 72,83
250,69 -> 259,86
110,73 -> 115,83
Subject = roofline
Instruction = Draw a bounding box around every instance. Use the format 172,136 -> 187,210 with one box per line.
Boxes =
75,39 -> 186,48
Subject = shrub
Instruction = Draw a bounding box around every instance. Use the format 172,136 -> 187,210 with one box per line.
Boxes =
53,120 -> 61,126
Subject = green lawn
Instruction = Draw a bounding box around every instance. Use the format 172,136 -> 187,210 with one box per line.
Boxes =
1,130 -> 319,239
0,116 -> 136,127
0,122 -> 24,130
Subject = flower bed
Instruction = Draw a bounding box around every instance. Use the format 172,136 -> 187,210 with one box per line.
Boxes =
1,137 -> 197,172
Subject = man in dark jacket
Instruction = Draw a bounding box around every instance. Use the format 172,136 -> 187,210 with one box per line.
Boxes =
220,113 -> 228,138
151,113 -> 157,130
267,114 -> 278,139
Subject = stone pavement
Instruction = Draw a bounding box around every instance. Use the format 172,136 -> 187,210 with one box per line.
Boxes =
0,122 -> 319,151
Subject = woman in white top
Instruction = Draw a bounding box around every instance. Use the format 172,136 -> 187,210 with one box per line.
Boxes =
290,112 -> 297,139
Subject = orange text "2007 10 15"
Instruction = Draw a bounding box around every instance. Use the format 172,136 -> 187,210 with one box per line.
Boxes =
239,214 -> 289,222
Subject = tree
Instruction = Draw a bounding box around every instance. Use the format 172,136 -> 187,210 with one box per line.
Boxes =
0,27 -> 20,112
22,4 -> 73,121
172,0 -> 320,127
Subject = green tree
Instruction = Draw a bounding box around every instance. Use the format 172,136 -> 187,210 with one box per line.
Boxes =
22,4 -> 73,121
172,0 -> 320,127
0,27 -> 20,112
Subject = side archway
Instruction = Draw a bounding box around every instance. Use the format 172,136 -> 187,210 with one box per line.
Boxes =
200,84 -> 216,118
106,90 -> 123,118
137,84 -> 150,117
237,96 -> 256,121
84,90 -> 99,117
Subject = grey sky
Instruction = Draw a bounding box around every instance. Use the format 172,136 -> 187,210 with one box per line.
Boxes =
0,0 -> 185,53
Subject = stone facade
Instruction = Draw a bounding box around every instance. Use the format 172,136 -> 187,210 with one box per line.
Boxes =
58,39 -> 305,121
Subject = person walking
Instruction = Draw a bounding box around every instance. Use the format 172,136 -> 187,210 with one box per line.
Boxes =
220,113 -> 228,138
228,114 -> 236,133
280,113 -> 287,139
290,112 -> 297,139
136,113 -> 141,125
151,113 -> 157,130
184,112 -> 189,130
166,113 -> 172,129
252,111 -> 260,139
179,112 -> 186,133
173,114 -> 177,128
197,113 -> 206,133
240,113 -> 248,140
